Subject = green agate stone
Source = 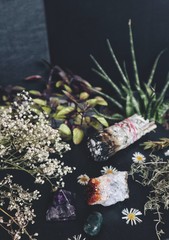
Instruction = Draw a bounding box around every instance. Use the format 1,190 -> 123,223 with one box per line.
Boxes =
83,211 -> 103,236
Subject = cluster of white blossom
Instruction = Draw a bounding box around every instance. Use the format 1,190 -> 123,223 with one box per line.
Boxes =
0,91 -> 75,239
0,175 -> 40,240
0,91 -> 75,189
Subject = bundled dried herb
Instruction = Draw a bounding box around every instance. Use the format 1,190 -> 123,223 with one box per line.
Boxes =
130,154 -> 169,240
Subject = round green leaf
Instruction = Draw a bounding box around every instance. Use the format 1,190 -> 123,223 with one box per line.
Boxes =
59,124 -> 71,136
73,127 -> 84,144
93,115 -> 109,127
80,92 -> 89,100
95,96 -> 108,106
33,98 -> 47,106
29,90 -> 42,96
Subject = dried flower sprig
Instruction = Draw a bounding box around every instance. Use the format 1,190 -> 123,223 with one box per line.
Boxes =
67,234 -> 86,240
0,91 -> 75,190
130,154 -> 169,240
0,175 -> 40,240
122,208 -> 142,225
141,138 -> 169,151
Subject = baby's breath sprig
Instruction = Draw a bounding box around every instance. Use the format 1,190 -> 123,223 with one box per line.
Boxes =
0,91 -> 75,190
130,154 -> 169,240
0,175 -> 40,240
0,91 -> 75,239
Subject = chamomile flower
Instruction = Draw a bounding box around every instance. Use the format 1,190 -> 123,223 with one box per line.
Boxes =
164,149 -> 169,156
132,152 -> 146,163
101,166 -> 118,175
68,234 -> 86,240
77,174 -> 90,185
122,208 -> 142,225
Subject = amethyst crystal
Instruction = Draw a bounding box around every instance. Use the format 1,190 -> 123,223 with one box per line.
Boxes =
46,189 -> 76,221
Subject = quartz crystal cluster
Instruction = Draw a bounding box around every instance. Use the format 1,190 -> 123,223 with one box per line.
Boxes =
87,172 -> 129,206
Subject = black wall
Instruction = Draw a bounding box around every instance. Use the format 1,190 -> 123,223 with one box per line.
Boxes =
44,0 -> 169,92
0,0 -> 49,87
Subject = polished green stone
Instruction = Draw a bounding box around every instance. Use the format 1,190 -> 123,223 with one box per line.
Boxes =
83,211 -> 103,236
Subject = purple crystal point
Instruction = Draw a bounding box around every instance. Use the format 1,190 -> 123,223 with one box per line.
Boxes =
46,189 -> 76,221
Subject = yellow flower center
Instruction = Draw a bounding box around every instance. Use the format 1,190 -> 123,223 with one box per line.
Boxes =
81,177 -> 88,182
137,156 -> 143,161
127,213 -> 136,220
106,169 -> 113,174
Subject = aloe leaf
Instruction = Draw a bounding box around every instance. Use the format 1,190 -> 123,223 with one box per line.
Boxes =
157,72 -> 169,102
128,20 -> 141,89
139,88 -> 149,110
144,83 -> 155,97
93,108 -> 124,120
131,95 -> 141,115
151,73 -> 169,116
90,55 -> 122,96
126,94 -> 134,117
147,49 -> 166,86
92,88 -> 123,110
146,92 -> 156,119
106,39 -> 129,88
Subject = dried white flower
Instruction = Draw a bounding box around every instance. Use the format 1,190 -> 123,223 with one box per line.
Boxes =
164,149 -> 169,156
77,174 -> 90,185
101,166 -> 118,175
0,175 -> 40,239
132,152 -> 146,163
122,208 -> 142,225
0,91 -> 76,239
67,234 -> 86,240
0,91 -> 75,189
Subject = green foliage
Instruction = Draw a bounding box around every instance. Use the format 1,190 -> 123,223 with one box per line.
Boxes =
91,20 -> 169,123
1,67 -> 121,144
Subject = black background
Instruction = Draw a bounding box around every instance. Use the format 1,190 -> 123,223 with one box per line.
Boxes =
44,0 -> 169,92
0,0 -> 169,240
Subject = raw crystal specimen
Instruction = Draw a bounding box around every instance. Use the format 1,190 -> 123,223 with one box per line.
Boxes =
46,189 -> 76,221
86,172 -> 129,206
88,114 -> 157,161
83,212 -> 103,236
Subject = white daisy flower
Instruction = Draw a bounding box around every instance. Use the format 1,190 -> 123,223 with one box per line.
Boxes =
68,234 -> 86,240
122,208 -> 142,225
164,149 -> 169,156
77,174 -> 90,185
132,152 -> 146,163
101,166 -> 118,175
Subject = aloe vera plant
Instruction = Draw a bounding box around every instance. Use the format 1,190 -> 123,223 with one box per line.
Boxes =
91,20 -> 169,123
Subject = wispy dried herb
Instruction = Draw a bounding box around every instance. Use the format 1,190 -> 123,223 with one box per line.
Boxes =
141,138 -> 169,151
130,154 -> 169,240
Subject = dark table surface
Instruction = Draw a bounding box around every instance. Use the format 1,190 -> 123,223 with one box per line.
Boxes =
1,124 -> 169,240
